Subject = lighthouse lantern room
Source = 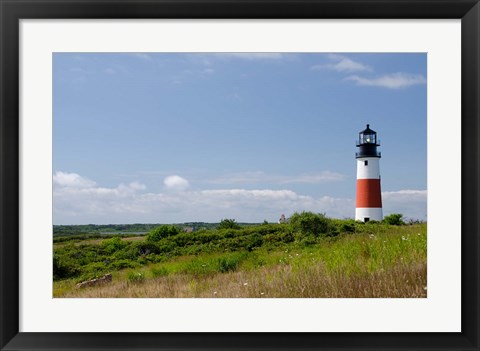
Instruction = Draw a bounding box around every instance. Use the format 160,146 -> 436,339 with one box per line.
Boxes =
355,124 -> 383,222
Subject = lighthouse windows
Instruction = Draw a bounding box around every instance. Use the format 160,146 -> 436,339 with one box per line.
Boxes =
364,160 -> 368,166
360,133 -> 376,144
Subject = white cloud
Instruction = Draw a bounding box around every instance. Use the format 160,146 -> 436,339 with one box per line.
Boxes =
203,68 -> 215,74
345,72 -> 426,89
53,172 -> 426,224
282,172 -> 346,184
163,175 -> 190,191
128,182 -> 147,191
53,171 -> 96,188
311,54 -> 372,73
382,189 -> 427,220
209,171 -> 346,185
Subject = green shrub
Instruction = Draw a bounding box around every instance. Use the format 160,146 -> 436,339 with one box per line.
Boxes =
131,241 -> 161,256
298,235 -> 318,247
289,211 -> 332,237
83,261 -> 109,275
246,233 -> 263,251
383,213 -> 405,225
101,236 -> 128,254
110,259 -> 138,270
146,225 -> 180,242
53,255 -> 80,280
221,229 -> 236,238
218,219 -> 240,230
339,220 -> 356,233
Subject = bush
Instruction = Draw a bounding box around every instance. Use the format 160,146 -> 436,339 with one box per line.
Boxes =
101,236 -> 128,254
289,212 -> 332,237
83,261 -> 109,275
246,233 -> 263,251
383,213 -> 405,225
146,225 -> 180,242
218,219 -> 240,230
339,220 -> 356,233
297,234 -> 318,247
110,259 -> 138,270
129,241 -> 161,257
53,255 -> 80,280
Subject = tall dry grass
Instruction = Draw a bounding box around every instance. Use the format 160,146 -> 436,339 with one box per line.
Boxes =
57,261 -> 426,298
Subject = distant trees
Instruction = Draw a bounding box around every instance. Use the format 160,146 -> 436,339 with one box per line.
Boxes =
218,219 -> 241,230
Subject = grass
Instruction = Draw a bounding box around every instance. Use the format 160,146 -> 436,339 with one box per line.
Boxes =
53,223 -> 427,298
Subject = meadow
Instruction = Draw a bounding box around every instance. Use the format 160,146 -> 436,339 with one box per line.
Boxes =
53,213 -> 427,298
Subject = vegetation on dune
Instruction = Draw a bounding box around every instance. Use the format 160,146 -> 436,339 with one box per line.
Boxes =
53,212 -> 427,298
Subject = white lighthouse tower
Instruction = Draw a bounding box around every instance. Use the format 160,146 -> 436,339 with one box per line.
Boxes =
355,124 -> 383,222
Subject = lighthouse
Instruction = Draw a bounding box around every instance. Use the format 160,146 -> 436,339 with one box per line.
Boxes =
355,124 -> 383,222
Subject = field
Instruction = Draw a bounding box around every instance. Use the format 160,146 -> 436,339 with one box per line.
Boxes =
53,214 -> 427,298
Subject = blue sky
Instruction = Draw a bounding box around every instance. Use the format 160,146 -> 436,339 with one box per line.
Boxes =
53,53 -> 427,224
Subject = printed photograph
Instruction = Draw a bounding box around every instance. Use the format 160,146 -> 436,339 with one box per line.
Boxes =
53,53 -> 427,298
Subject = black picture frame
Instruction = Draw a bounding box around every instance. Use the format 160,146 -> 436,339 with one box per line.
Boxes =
1,0 -> 479,350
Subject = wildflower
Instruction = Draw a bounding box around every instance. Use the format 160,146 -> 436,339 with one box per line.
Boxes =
423,286 -> 427,291
213,291 -> 217,295
243,282 -> 248,286
260,292 -> 265,295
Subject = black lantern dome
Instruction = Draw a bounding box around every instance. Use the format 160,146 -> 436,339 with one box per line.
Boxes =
356,124 -> 381,158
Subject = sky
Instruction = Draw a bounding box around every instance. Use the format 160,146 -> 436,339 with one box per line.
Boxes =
53,52 -> 427,224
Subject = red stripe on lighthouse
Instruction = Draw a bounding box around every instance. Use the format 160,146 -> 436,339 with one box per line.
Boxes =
356,179 -> 382,208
